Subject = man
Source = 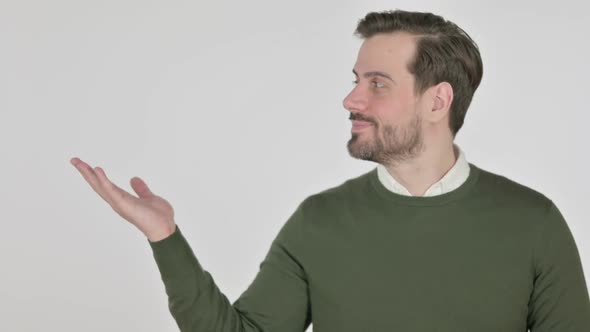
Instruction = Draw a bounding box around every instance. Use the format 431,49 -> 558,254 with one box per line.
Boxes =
71,9 -> 590,332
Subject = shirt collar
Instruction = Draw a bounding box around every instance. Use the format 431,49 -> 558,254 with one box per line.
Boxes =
376,144 -> 470,197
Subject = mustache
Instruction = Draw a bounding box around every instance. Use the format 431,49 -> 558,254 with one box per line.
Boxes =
349,113 -> 375,124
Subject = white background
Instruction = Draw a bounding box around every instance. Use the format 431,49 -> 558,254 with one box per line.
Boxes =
1,0 -> 589,331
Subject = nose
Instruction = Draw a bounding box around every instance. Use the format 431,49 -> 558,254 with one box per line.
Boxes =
342,86 -> 368,114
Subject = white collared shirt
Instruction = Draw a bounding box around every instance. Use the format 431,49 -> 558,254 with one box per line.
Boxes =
376,144 -> 470,197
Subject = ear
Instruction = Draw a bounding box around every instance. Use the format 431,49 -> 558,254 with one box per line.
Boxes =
432,82 -> 454,114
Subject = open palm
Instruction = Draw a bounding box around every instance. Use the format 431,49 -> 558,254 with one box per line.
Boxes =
70,157 -> 176,242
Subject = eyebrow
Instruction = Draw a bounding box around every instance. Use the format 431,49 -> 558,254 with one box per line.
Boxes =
352,69 -> 396,84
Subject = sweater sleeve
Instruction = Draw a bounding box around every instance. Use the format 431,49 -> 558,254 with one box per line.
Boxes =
147,202 -> 312,332
526,200 -> 590,331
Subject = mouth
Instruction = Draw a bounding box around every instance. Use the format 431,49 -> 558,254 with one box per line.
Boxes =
351,120 -> 373,132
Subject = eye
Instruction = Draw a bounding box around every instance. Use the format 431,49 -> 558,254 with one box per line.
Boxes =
372,81 -> 384,88
352,79 -> 385,88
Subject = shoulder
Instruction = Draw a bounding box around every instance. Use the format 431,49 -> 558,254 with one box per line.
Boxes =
275,170 -> 373,245
470,163 -> 554,211
297,168 -> 374,213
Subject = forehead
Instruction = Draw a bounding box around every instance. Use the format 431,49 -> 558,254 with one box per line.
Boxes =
354,32 -> 417,78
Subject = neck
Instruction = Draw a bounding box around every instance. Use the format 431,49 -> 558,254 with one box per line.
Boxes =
382,139 -> 457,196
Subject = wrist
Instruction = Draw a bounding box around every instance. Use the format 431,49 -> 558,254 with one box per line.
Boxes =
147,224 -> 177,242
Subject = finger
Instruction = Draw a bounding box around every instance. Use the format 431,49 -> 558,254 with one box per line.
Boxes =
71,158 -> 136,211
130,177 -> 154,198
94,166 -> 138,208
70,157 -> 105,196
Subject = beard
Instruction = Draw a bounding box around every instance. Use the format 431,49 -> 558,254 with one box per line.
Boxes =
347,111 -> 424,166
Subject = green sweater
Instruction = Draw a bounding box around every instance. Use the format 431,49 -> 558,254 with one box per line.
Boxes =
148,163 -> 590,331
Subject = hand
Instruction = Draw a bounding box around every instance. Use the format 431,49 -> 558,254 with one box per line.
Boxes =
70,157 -> 177,242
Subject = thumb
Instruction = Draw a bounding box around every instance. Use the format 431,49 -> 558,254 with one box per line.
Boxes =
130,176 -> 154,198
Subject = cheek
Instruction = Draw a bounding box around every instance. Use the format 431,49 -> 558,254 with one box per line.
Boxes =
373,98 -> 411,124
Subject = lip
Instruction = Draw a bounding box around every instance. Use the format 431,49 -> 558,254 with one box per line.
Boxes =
351,120 -> 373,131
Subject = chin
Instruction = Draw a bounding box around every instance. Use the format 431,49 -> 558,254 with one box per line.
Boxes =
347,139 -> 378,162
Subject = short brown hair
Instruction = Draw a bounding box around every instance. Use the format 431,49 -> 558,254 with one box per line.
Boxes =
354,9 -> 483,137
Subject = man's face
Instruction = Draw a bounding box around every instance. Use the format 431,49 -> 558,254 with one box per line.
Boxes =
343,32 -> 428,165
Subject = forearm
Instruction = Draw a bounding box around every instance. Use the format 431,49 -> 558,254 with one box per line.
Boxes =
148,225 -> 258,332
147,200 -> 312,332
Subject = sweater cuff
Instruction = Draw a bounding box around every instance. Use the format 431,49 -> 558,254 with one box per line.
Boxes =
147,225 -> 206,279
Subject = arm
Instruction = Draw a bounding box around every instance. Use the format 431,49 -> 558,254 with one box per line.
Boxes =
68,158 -> 309,330
527,200 -> 590,331
148,202 -> 312,332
